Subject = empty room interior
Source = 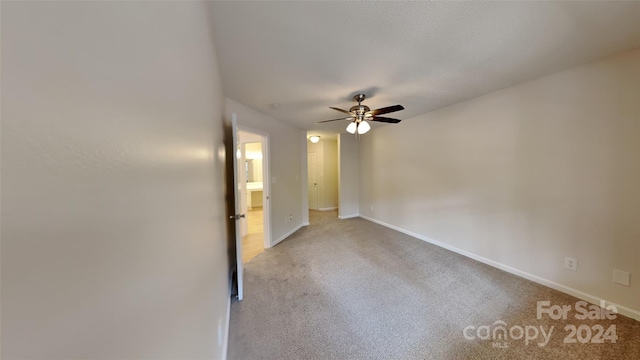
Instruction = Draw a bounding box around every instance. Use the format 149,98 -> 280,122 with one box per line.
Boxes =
2,1 -> 639,360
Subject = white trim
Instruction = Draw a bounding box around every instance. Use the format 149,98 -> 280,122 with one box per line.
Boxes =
300,131 -> 310,226
222,295 -> 231,360
338,213 -> 359,220
302,222 -> 310,226
359,214 -> 640,322
272,223 -> 304,247
222,270 -> 233,360
318,207 -> 337,211
261,135 -> 271,249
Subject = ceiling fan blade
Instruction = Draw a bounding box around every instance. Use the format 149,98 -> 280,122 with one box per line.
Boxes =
316,117 -> 353,124
367,105 -> 404,116
370,116 -> 401,124
329,106 -> 353,115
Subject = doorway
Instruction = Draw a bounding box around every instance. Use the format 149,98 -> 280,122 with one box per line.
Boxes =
306,133 -> 339,222
308,152 -> 318,210
237,130 -> 270,264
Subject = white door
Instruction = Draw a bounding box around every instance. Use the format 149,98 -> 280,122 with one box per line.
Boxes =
308,152 -> 318,210
231,114 -> 244,300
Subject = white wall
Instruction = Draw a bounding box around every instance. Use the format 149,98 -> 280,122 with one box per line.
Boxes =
225,98 -> 304,244
359,49 -> 640,316
1,2 -> 230,359
338,134 -> 360,218
307,139 -> 338,210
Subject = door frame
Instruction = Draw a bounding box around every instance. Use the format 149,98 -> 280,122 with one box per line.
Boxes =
236,124 -> 272,249
307,151 -> 318,210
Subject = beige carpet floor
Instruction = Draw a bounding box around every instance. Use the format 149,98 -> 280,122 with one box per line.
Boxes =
228,210 -> 639,359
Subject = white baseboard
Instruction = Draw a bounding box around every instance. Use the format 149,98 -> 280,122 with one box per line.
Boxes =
338,213 -> 359,220
359,214 -> 640,322
222,294 -> 231,360
271,223 -> 304,247
302,222 -> 310,226
318,207 -> 338,211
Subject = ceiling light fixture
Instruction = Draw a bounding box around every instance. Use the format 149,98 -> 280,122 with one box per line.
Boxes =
346,117 -> 371,135
309,135 -> 321,143
357,120 -> 370,134
346,122 -> 357,134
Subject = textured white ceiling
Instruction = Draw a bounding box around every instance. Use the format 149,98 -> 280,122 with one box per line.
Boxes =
209,1 -> 640,133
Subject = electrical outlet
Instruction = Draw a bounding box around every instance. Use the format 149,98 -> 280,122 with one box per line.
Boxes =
613,269 -> 630,287
565,257 -> 577,271
289,214 -> 294,221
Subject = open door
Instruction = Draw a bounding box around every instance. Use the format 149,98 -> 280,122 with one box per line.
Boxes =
230,114 -> 244,300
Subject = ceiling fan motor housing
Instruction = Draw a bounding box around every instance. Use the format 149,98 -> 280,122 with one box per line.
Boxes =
349,105 -> 370,115
351,94 -> 372,122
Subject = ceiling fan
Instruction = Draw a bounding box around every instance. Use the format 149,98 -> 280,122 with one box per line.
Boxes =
316,94 -> 404,135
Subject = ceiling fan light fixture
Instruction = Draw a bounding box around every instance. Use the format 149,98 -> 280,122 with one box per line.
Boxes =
319,93 -> 404,136
309,135 -> 321,143
357,120 -> 371,134
346,121 -> 357,134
